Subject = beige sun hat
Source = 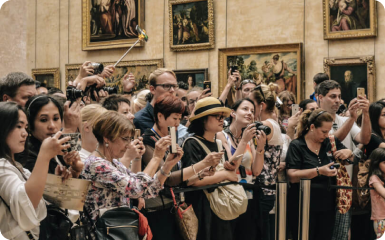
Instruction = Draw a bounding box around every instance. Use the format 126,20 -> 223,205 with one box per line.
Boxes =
189,97 -> 231,122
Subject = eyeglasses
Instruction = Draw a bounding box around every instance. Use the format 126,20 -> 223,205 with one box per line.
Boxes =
154,84 -> 179,91
240,79 -> 256,88
253,85 -> 265,102
209,114 -> 225,121
121,136 -> 133,142
188,98 -> 198,105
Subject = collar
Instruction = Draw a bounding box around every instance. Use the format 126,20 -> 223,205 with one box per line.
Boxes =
145,102 -> 154,118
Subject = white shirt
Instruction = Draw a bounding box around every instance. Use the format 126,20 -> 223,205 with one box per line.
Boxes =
0,159 -> 47,240
79,148 -> 92,162
329,115 -> 361,178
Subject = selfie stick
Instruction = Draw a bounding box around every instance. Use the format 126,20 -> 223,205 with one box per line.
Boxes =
114,26 -> 149,68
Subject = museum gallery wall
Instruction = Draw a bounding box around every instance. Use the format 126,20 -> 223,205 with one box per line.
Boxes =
1,0 -> 385,101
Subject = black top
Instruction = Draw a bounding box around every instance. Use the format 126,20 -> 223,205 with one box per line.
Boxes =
181,136 -> 233,240
15,135 -> 68,174
365,133 -> 384,159
133,102 -> 154,134
286,136 -> 345,212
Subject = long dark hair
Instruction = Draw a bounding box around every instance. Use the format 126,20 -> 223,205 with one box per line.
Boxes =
368,148 -> 385,184
229,98 -> 255,124
369,101 -> 385,138
25,95 -> 63,132
0,102 -> 25,161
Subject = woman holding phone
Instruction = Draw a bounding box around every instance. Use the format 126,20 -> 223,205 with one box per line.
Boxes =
0,102 -> 71,239
286,109 -> 353,240
217,98 -> 266,239
140,93 -> 219,240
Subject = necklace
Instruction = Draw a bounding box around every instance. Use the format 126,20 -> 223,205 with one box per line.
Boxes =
95,149 -> 107,160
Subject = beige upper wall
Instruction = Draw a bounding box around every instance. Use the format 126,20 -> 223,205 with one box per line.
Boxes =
0,0 -> 384,100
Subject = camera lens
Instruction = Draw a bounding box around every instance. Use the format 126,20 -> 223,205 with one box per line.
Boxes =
66,86 -> 83,101
103,86 -> 118,95
90,63 -> 104,75
254,121 -> 272,135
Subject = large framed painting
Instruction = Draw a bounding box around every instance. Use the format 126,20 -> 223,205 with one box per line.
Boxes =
65,59 -> 163,92
323,56 -> 375,103
174,68 -> 208,89
323,0 -> 377,39
218,43 -> 303,104
82,0 -> 145,51
31,68 -> 60,89
169,0 -> 214,51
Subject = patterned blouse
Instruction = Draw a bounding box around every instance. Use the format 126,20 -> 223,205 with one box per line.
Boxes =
81,155 -> 163,221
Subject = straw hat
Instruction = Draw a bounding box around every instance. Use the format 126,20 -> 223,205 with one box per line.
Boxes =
189,97 -> 231,122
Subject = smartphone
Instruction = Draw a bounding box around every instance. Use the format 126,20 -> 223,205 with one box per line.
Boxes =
230,154 -> 243,164
357,88 -> 365,98
291,104 -> 300,116
230,66 -> 238,74
168,126 -> 178,154
59,133 -> 81,153
203,81 -> 211,93
134,129 -> 141,140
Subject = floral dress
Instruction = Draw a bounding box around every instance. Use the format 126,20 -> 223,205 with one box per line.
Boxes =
81,155 -> 163,221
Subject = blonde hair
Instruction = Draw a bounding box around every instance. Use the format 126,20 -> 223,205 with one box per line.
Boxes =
132,89 -> 150,114
92,111 -> 135,144
187,86 -> 203,94
251,83 -> 278,112
81,104 -> 108,135
149,68 -> 176,86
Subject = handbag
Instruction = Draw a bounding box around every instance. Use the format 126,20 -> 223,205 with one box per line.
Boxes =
329,135 -> 353,214
94,206 -> 140,240
170,188 -> 198,240
185,137 -> 248,221
357,159 -> 371,208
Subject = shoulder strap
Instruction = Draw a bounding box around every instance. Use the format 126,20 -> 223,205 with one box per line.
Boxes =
182,136 -> 212,155
215,139 -> 226,164
329,135 -> 337,154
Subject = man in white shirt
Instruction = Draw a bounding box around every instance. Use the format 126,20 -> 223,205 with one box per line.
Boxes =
318,80 -> 371,240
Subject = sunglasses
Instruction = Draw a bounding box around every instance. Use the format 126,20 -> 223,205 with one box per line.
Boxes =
209,114 -> 225,121
253,85 -> 265,102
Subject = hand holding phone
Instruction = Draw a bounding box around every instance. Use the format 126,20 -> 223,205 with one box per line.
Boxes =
203,81 -> 211,94
230,154 -> 243,165
357,88 -> 365,98
291,104 -> 300,116
168,126 -> 178,154
134,129 -> 141,140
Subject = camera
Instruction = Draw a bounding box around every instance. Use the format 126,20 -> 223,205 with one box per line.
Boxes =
66,86 -> 83,102
336,104 -> 347,114
87,85 -> 119,101
89,62 -> 104,75
275,97 -> 283,109
254,121 -> 272,135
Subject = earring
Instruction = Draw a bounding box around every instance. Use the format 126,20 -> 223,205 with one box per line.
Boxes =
105,142 -> 109,148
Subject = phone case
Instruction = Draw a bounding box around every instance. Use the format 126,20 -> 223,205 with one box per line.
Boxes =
168,126 -> 178,154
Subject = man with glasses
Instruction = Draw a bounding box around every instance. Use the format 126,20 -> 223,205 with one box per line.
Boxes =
318,80 -> 371,240
235,79 -> 257,100
134,68 -> 179,133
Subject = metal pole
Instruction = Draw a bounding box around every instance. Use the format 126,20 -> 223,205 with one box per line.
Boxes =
275,182 -> 287,240
298,179 -> 311,240
113,39 -> 141,68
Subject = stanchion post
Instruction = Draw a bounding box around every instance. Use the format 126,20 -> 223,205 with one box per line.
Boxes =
298,179 -> 311,240
275,182 -> 287,240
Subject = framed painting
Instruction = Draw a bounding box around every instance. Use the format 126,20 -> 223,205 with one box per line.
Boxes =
31,68 -> 60,89
323,0 -> 377,39
169,0 -> 214,51
323,56 -> 375,103
82,0 -> 145,51
218,43 -> 303,104
65,59 -> 163,93
174,68 -> 208,89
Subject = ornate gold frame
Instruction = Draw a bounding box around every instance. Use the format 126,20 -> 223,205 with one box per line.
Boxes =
218,43 -> 303,103
82,0 -> 145,51
323,56 -> 376,101
323,0 -> 377,40
31,68 -> 60,89
65,59 -> 164,92
168,0 -> 214,51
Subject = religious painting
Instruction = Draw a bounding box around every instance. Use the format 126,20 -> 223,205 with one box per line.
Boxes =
174,68 -> 208,89
323,56 -> 375,103
323,0 -> 377,39
218,44 -> 303,104
65,59 -> 163,93
169,0 -> 214,51
31,68 -> 60,89
82,0 -> 145,50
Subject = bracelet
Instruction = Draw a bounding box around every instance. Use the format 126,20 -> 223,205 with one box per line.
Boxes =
256,148 -> 265,154
123,90 -> 133,95
192,164 -> 197,175
133,157 -> 141,161
160,167 -> 171,177
316,166 -> 320,176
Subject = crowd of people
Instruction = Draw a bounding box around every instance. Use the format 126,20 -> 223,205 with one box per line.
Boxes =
0,63 -> 384,240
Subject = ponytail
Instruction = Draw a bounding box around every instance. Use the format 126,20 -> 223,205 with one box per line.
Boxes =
296,108 -> 333,139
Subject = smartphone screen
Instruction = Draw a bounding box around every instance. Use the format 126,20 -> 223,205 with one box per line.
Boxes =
203,81 -> 211,93
291,104 -> 299,116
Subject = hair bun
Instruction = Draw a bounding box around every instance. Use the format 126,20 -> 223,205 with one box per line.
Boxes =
267,83 -> 278,99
